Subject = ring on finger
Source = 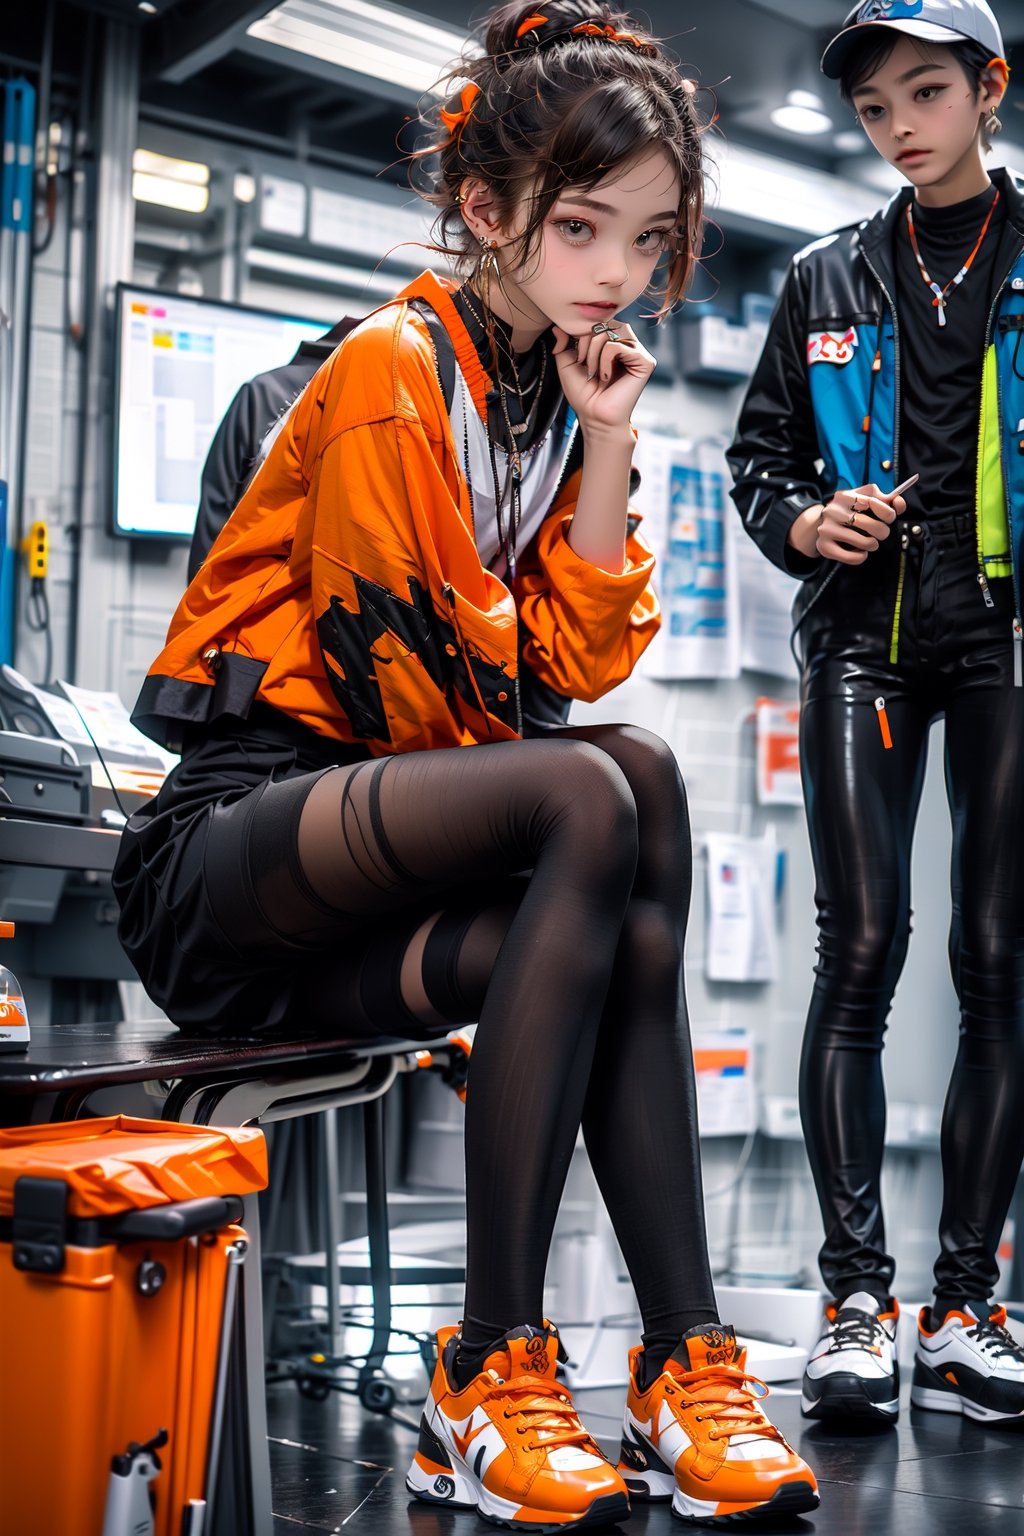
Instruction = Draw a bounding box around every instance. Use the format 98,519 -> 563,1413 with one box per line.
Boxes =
846,510 -> 858,528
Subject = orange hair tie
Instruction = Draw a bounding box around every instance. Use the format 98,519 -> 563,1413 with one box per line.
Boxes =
439,81 -> 481,142
515,15 -> 651,50
515,13 -> 549,38
570,20 -> 648,47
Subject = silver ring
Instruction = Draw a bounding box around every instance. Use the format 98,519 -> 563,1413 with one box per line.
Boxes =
591,320 -> 618,335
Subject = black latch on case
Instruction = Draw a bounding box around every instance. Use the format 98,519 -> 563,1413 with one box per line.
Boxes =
12,1175 -> 68,1274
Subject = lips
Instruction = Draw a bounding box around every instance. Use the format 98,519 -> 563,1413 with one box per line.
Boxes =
897,150 -> 930,163
575,302 -> 618,316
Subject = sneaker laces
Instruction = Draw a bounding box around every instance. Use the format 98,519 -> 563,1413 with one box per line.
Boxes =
668,1361 -> 782,1444
491,1375 -> 598,1455
828,1310 -> 885,1356
965,1315 -> 1024,1362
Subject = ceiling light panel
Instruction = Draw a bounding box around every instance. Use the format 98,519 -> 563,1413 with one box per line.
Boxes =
247,0 -> 470,97
769,104 -> 833,135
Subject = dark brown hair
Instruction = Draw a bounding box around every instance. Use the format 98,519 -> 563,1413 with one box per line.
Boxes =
410,0 -> 707,318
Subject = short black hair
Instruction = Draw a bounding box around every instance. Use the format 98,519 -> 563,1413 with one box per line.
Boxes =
838,31 -> 995,103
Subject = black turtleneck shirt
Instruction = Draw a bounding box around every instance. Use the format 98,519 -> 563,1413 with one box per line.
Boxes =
894,182 -> 1006,518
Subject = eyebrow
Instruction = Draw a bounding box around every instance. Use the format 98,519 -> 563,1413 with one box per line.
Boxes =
558,194 -> 678,221
852,62 -> 951,97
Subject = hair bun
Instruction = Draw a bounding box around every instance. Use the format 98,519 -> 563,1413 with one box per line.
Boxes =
483,0 -> 656,60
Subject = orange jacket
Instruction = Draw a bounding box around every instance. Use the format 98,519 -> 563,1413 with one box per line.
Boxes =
133,272 -> 661,755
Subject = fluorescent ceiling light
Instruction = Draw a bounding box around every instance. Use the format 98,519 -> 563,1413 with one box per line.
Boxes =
247,0 -> 470,97
132,149 -> 210,213
769,105 -> 833,135
770,105 -> 833,135
834,130 -> 866,154
769,89 -> 833,136
246,245 -> 428,295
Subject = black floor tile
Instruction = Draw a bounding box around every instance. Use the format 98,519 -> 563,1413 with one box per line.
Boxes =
266,1378 -> 1024,1534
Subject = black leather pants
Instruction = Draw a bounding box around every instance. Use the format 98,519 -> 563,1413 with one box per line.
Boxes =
798,511 -> 1024,1306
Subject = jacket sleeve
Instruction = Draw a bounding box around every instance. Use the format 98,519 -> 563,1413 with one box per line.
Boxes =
726,255 -> 828,578
512,481 -> 660,703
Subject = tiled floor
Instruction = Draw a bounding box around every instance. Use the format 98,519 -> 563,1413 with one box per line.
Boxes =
266,1373 -> 1024,1534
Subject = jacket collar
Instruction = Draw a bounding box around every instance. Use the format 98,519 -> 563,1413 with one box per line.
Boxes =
393,270 -> 493,424
857,166 -> 1024,292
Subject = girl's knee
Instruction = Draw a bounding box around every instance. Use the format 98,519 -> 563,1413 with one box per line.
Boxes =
584,725 -> 686,806
551,740 -> 639,857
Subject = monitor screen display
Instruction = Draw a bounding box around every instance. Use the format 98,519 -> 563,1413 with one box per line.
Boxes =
112,284 -> 330,539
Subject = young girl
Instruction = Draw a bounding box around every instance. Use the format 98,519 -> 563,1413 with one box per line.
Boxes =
730,0 -> 1024,1429
115,1 -> 818,1523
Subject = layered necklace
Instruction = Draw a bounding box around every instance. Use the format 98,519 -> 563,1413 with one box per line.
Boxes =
905,188 -> 1001,328
457,283 -> 551,578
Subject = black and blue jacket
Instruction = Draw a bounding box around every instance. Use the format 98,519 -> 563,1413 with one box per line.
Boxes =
728,166 -> 1024,647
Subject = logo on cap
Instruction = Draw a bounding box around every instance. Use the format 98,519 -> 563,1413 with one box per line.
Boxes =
856,1 -> 925,19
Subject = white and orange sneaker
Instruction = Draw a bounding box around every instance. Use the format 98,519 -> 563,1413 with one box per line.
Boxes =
912,1302 -> 1024,1424
407,1322 -> 630,1531
616,1324 -> 819,1524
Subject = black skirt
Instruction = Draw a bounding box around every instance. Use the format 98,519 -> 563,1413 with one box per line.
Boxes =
112,704 -> 368,1035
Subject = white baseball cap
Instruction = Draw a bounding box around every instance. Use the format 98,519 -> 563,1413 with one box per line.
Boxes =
821,0 -> 1005,80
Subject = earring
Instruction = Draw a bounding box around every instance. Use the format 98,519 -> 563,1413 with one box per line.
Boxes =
989,105 -> 1003,136
475,232 -> 499,281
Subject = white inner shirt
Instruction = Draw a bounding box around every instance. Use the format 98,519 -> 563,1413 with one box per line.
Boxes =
450,367 -> 579,580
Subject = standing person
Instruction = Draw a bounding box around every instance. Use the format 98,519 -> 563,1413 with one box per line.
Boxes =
187,321 -> 353,581
114,0 -> 818,1524
729,0 -> 1024,1429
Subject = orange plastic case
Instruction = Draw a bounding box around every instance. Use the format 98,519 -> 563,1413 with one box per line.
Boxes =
0,1116 -> 268,1535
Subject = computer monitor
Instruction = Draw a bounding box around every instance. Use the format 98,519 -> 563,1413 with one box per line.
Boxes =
112,284 -> 330,540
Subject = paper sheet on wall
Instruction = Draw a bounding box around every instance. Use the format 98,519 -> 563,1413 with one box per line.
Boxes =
704,829 -> 778,983
735,526 -> 800,681
691,1029 -> 757,1136
632,435 -> 740,679
756,697 -> 802,807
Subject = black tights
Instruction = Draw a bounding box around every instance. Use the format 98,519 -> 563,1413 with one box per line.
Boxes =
254,725 -> 717,1366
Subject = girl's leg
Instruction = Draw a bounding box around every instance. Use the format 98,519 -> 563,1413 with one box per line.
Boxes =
937,680 -> 1024,1308
558,725 -> 718,1370
251,739 -> 640,1338
799,690 -> 931,1301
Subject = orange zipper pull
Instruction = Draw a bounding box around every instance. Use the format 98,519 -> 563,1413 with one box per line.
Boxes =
874,696 -> 893,750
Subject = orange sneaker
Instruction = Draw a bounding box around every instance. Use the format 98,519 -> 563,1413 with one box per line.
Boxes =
406,1322 -> 630,1530
616,1324 -> 819,1523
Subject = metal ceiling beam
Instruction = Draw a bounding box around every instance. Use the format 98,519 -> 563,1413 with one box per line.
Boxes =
145,0 -> 275,84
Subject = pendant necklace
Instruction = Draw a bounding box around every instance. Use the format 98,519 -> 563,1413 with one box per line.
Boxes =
905,190 -> 1000,328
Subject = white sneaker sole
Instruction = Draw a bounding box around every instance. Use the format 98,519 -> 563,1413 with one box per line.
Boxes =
407,1416 -> 631,1530
911,1385 -> 1024,1424
619,1438 -> 819,1520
